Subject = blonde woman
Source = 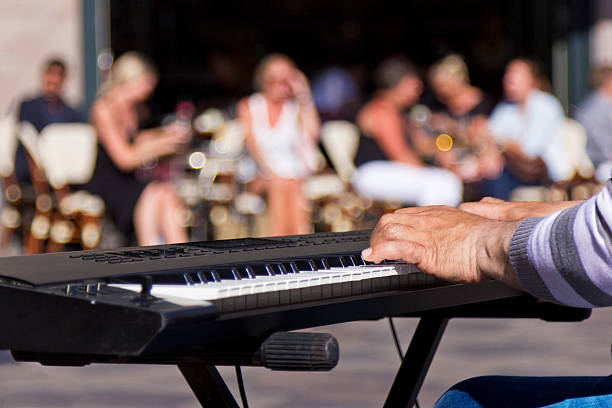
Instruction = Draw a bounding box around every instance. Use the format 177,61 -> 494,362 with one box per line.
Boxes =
85,52 -> 189,245
429,54 -> 494,119
237,54 -> 320,236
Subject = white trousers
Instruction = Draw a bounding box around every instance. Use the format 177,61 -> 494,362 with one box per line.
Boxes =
351,161 -> 463,207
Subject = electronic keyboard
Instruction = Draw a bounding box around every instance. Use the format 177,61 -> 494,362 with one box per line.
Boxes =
0,230 -> 591,408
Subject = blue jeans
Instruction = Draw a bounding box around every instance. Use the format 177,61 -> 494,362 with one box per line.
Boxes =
434,376 -> 612,408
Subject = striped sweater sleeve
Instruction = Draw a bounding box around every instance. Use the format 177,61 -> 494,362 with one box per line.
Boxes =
508,182 -> 612,308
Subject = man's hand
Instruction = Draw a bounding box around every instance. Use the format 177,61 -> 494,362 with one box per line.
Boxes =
362,206 -> 524,289
459,197 -> 580,221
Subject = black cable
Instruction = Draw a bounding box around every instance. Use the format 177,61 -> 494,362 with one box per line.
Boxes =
235,365 -> 249,408
388,318 -> 420,408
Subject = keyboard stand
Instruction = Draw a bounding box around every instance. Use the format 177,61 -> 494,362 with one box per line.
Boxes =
179,364 -> 240,408
167,297 -> 591,408
172,319 -> 450,408
384,315 -> 449,408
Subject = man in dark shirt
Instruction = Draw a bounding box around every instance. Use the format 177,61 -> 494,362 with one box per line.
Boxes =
16,58 -> 81,182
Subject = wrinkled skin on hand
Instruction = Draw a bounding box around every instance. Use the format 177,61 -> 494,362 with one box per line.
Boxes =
362,205 -> 523,289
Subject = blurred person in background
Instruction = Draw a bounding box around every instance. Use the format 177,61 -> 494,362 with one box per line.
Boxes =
311,65 -> 361,121
575,66 -> 612,182
427,54 -> 501,184
237,53 -> 320,236
16,58 -> 82,183
481,58 -> 565,200
85,52 -> 189,246
351,56 -> 462,206
429,54 -> 495,121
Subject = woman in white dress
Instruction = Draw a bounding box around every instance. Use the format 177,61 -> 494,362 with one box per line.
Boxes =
237,54 -> 320,236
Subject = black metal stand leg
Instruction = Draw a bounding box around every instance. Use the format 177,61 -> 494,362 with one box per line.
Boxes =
383,316 -> 449,408
178,364 -> 240,408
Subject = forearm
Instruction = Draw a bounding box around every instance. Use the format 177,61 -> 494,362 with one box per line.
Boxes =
110,134 -> 174,172
298,103 -> 320,143
508,182 -> 612,307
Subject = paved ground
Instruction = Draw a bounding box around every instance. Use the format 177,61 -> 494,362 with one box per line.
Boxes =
0,307 -> 610,407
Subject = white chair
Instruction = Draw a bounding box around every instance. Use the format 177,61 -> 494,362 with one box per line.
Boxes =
320,120 -> 360,183
0,115 -> 22,249
0,115 -> 18,180
37,123 -> 104,250
544,118 -> 594,182
38,123 -> 98,189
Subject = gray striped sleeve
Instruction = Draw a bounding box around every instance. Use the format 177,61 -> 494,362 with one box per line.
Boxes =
509,217 -> 557,303
509,182 -> 612,307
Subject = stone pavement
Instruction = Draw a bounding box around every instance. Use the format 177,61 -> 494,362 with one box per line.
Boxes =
0,308 -> 610,407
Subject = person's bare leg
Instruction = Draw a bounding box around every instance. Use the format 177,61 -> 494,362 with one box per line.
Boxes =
267,178 -> 288,236
158,183 -> 188,244
133,183 -> 163,246
287,179 -> 311,235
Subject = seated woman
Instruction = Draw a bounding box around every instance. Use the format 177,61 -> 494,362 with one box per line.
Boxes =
351,56 -> 462,207
481,58 -> 566,200
237,53 -> 320,236
85,52 -> 189,245
429,54 -> 495,121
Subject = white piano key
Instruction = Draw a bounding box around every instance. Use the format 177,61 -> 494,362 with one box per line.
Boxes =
109,264 -> 417,302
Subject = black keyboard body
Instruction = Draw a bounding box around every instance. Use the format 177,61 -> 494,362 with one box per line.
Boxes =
0,230 -> 572,360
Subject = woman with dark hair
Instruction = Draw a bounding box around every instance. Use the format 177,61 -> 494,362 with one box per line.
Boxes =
237,54 -> 320,236
350,56 -> 463,206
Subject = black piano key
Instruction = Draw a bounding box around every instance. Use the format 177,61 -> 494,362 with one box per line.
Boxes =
214,269 -> 239,281
209,270 -> 222,282
307,260 -> 318,271
196,271 -> 207,284
231,268 -> 242,280
288,262 -> 300,273
291,260 -> 313,272
276,264 -> 288,275
183,273 -> 195,286
264,264 -> 275,276
324,257 -> 343,268
338,256 -> 349,267
320,258 -> 331,270
250,265 -> 273,277
244,266 -> 256,279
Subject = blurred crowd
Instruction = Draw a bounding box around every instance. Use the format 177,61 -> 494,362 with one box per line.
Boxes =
0,50 -> 608,253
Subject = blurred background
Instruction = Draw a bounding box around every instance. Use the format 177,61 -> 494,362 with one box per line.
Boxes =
1,0 -> 602,117
0,0 -> 610,252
